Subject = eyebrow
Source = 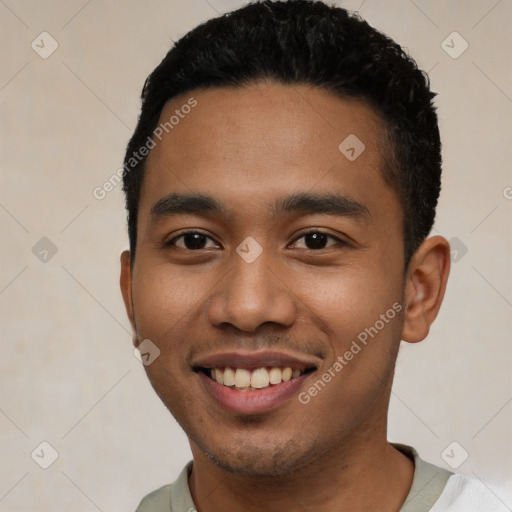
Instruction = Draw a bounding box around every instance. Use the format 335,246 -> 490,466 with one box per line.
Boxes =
150,192 -> 370,222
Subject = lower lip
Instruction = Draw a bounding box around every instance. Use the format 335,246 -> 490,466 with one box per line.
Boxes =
198,371 -> 311,415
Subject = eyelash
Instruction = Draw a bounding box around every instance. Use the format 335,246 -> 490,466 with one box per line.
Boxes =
164,229 -> 346,251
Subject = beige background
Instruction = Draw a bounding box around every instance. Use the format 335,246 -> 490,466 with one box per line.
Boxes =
1,0 -> 511,510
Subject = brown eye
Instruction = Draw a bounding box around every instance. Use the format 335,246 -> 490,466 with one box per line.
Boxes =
167,232 -> 218,250
291,231 -> 343,250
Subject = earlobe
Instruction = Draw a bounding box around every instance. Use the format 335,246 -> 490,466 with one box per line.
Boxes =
120,250 -> 136,337
401,236 -> 451,343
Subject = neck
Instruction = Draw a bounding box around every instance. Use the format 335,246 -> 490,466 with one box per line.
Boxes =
188,430 -> 414,512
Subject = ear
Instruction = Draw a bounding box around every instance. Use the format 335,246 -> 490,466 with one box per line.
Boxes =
401,236 -> 451,343
120,250 -> 137,343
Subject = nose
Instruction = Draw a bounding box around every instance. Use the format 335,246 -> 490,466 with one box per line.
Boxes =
206,249 -> 297,333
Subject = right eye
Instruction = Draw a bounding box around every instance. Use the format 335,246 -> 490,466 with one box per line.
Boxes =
164,231 -> 220,251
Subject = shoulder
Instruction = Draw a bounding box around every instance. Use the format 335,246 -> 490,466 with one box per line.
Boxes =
430,473 -> 511,512
134,461 -> 195,512
394,443 -> 509,512
135,485 -> 172,512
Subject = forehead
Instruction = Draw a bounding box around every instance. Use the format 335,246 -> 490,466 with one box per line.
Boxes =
138,81 -> 396,227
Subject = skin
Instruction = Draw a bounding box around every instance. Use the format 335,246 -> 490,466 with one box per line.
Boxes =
120,81 -> 450,512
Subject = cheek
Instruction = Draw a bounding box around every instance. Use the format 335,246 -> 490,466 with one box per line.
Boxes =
299,271 -> 403,416
131,263 -> 205,340
297,262 -> 403,336
296,263 -> 405,405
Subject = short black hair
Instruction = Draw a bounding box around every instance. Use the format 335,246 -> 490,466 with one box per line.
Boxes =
122,0 -> 441,266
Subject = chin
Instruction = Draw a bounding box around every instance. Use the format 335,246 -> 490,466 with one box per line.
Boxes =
194,434 -> 324,478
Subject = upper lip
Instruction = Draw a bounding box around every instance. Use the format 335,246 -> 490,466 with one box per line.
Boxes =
191,350 -> 321,371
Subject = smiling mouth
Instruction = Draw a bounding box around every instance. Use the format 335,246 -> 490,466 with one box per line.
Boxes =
197,366 -> 316,391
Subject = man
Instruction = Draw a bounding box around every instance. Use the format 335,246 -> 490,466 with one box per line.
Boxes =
119,1 -> 500,510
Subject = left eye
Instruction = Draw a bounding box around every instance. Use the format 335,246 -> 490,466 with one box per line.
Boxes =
290,231 -> 342,250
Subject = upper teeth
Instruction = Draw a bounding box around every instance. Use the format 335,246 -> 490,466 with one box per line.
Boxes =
210,367 -> 303,390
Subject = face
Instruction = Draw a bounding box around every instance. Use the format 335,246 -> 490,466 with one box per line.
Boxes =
121,82 -> 409,476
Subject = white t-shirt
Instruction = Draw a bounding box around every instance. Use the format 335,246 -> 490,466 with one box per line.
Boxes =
135,444 -> 508,511
429,473 -> 511,512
